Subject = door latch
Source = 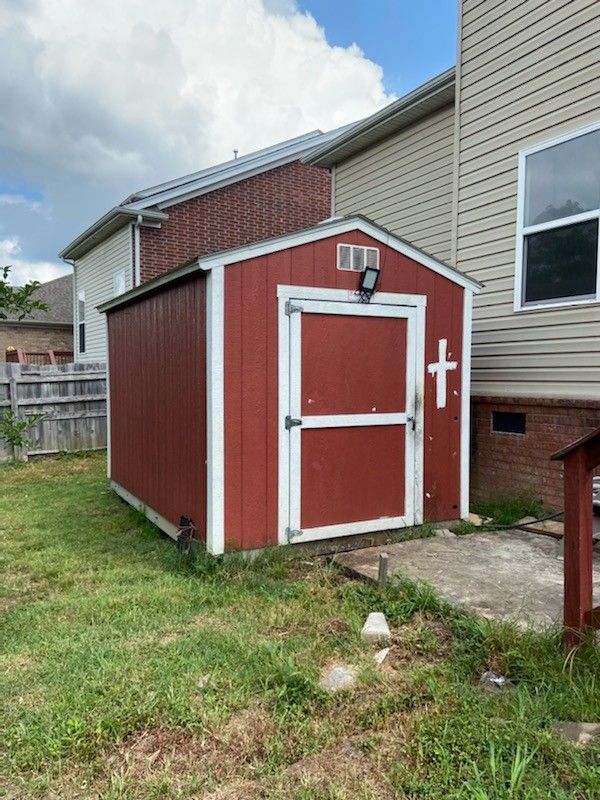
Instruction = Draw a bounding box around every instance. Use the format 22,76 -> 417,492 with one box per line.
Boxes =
407,415 -> 416,431
285,416 -> 302,430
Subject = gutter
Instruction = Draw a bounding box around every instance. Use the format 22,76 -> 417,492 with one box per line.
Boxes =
59,207 -> 167,262
304,67 -> 456,168
133,214 -> 143,286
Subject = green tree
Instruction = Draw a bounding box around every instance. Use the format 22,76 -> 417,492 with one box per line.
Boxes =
0,265 -> 48,320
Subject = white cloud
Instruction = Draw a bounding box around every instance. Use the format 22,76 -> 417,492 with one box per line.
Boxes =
0,0 -> 394,282
0,193 -> 49,218
0,238 -> 70,286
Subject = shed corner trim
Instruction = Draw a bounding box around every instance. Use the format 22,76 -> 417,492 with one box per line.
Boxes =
206,264 -> 226,555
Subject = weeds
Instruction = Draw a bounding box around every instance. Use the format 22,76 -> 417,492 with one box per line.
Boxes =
472,494 -> 548,526
1,453 -> 599,800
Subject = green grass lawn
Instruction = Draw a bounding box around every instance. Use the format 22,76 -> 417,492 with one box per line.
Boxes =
1,453 -> 599,799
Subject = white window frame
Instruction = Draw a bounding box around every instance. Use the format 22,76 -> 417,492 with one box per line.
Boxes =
514,119 -> 600,312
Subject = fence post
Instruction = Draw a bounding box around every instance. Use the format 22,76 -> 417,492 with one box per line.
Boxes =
8,365 -> 27,462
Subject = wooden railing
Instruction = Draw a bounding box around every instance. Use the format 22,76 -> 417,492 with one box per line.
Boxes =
6,348 -> 74,366
552,429 -> 600,649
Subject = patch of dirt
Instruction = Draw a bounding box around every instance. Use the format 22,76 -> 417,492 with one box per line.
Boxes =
203,736 -> 402,799
387,612 -> 454,669
319,616 -> 353,637
106,705 -> 277,786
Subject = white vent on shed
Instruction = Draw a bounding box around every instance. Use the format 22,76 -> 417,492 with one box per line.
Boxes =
337,243 -> 380,272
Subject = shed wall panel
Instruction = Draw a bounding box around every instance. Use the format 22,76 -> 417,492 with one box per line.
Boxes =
223,231 -> 464,550
108,275 -> 207,536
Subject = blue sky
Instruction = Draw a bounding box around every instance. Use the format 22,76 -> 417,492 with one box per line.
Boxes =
0,0 -> 457,283
299,0 -> 457,94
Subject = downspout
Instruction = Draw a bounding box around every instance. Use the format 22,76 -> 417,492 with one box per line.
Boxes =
134,214 -> 143,287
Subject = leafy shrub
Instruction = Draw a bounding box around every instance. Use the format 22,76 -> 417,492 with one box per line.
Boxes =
0,410 -> 44,452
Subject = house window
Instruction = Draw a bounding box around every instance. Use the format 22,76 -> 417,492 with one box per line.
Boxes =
113,268 -> 127,297
78,290 -> 86,354
517,123 -> 600,309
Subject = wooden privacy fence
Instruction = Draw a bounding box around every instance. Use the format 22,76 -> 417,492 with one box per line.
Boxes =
0,363 -> 107,461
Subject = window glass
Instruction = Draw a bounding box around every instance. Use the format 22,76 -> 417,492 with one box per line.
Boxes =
77,291 -> 86,354
523,219 -> 598,303
524,128 -> 600,226
113,269 -> 126,296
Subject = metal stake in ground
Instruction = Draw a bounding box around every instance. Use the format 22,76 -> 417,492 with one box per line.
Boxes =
378,552 -> 389,587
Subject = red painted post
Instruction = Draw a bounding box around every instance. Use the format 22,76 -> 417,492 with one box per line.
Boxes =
47,350 -> 57,366
562,448 -> 594,649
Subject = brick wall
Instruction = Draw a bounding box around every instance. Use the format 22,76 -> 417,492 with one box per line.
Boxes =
471,396 -> 600,510
139,161 -> 331,282
0,324 -> 73,362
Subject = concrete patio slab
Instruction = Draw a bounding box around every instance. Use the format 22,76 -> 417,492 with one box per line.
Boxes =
335,530 -> 600,629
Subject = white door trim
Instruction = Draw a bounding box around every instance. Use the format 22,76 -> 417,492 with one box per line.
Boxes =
277,286 -> 425,545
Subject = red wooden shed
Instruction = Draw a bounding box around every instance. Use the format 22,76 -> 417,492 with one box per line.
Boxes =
100,216 -> 482,554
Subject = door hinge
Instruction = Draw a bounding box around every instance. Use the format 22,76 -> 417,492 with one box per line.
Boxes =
285,300 -> 303,315
285,415 -> 302,430
286,527 -> 303,540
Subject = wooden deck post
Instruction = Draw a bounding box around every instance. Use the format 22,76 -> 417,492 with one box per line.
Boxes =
552,429 -> 600,649
562,449 -> 593,649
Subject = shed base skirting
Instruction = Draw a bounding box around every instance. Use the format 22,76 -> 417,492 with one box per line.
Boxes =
471,396 -> 600,510
111,481 -> 179,541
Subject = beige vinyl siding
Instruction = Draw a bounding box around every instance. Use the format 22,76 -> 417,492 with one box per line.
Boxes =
334,103 -> 455,263
455,0 -> 600,400
74,226 -> 132,361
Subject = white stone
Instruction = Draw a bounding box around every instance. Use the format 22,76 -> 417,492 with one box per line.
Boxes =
467,513 -> 484,526
319,664 -> 357,693
361,612 -> 391,644
373,647 -> 391,666
434,528 -> 457,539
554,722 -> 600,747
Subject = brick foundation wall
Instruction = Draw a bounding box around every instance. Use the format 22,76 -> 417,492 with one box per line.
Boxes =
139,161 -> 331,283
0,324 -> 73,362
471,396 -> 600,510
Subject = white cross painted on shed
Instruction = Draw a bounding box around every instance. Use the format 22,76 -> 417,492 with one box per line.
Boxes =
427,338 -> 457,409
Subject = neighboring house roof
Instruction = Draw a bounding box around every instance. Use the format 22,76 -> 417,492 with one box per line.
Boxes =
305,68 -> 455,168
99,213 -> 482,314
3,274 -> 73,326
60,126 -> 353,262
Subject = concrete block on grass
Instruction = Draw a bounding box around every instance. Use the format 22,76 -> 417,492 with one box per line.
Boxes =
361,612 -> 391,644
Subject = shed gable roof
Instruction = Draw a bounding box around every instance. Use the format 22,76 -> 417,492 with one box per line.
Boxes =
99,215 -> 482,314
